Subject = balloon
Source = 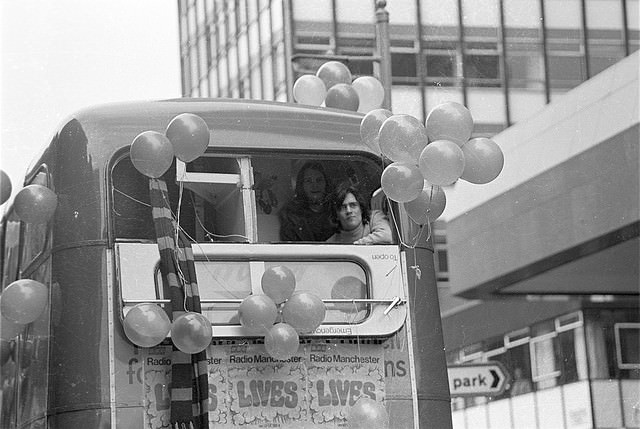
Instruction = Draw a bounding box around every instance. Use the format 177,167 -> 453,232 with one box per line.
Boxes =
130,131 -> 174,178
331,276 -> 367,313
426,102 -> 474,146
418,140 -> 465,185
360,109 -> 393,153
461,137 -> 505,184
325,84 -> 359,111
348,397 -> 389,429
0,279 -> 48,325
404,182 -> 446,224
0,170 -> 11,205
123,303 -> 171,348
261,266 -> 296,304
282,292 -> 326,334
1,315 -> 22,341
14,185 -> 58,224
378,115 -> 429,163
316,61 -> 352,90
238,294 -> 278,334
293,75 -> 327,106
171,312 -> 212,354
380,162 -> 424,203
166,113 -> 210,163
264,323 -> 299,360
352,76 -> 385,113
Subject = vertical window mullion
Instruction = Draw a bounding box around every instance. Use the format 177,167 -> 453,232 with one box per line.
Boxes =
457,0 -> 468,106
498,0 -> 511,126
580,0 -> 590,78
415,0 -> 427,122
540,0 -> 551,103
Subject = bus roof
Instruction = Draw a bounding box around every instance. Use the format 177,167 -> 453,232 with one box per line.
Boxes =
26,98 -> 377,181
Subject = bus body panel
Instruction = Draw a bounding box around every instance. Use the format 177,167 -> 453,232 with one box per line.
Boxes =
49,246 -> 111,418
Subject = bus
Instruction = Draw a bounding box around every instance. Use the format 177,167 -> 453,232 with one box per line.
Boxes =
0,99 -> 451,428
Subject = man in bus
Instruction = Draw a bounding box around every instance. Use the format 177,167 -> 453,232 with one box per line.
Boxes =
279,161 -> 335,241
326,183 -> 392,245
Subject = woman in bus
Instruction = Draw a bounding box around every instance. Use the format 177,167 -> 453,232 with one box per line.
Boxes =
279,161 -> 335,241
326,183 -> 393,245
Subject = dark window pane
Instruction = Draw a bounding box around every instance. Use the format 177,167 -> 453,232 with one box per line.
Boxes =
426,54 -> 456,77
465,55 -> 499,79
391,53 -> 417,77
347,58 -> 374,76
616,324 -> 640,367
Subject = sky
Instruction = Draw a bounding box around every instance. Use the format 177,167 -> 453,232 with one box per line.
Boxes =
0,0 -> 181,203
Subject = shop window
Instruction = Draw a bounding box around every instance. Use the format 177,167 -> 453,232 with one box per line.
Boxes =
557,329 -> 582,384
615,323 -> 640,369
531,333 -> 560,389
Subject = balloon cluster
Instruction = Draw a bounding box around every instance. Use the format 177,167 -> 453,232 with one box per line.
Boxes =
361,102 -> 504,224
130,113 -> 211,178
122,303 -> 213,354
239,266 -> 326,360
293,61 -> 385,113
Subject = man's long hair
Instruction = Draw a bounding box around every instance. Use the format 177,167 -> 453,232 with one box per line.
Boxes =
329,183 -> 371,228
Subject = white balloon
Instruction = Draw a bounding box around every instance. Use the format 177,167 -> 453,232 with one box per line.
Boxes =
426,102 -> 474,146
293,75 -> 327,106
352,76 -> 385,113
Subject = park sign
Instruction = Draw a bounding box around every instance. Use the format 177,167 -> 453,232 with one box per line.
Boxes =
447,361 -> 510,397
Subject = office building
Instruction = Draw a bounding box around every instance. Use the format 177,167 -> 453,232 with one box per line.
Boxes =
177,1 -> 639,427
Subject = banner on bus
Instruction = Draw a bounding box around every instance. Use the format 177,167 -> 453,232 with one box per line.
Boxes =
142,341 -> 385,428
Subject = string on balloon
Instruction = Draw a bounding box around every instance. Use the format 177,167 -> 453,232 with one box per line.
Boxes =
177,190 -> 247,300
112,187 -> 151,213
385,195 -> 429,249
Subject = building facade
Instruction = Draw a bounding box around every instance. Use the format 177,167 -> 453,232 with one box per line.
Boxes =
176,1 -> 639,428
177,0 -> 637,133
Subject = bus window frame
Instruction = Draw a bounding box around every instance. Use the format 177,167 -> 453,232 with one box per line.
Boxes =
1,212 -> 21,288
116,241 -> 407,338
19,166 -> 53,279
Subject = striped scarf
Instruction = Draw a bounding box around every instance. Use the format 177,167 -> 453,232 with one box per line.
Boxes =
149,179 -> 209,429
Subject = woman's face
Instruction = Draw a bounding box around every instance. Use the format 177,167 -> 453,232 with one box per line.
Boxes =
337,192 -> 362,231
302,168 -> 326,204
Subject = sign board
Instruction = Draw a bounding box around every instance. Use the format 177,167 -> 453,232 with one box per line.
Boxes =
447,362 -> 510,397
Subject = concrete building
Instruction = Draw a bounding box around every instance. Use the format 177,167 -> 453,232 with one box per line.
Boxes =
176,1 -> 639,427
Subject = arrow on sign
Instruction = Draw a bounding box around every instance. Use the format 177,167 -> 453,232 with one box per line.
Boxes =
447,361 -> 511,397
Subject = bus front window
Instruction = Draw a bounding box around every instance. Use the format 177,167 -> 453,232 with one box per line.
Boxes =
112,152 -> 385,245
250,155 -> 384,244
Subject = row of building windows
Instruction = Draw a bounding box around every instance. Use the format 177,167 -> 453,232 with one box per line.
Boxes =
447,309 -> 639,410
178,0 -> 288,101
178,0 -> 637,132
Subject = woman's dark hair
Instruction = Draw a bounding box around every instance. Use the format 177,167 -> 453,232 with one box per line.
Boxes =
293,161 -> 331,204
329,183 -> 371,227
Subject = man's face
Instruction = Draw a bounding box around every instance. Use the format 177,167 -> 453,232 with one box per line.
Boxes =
302,168 -> 326,204
337,192 -> 362,231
